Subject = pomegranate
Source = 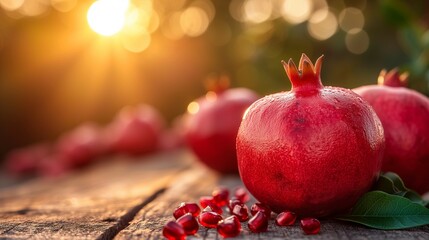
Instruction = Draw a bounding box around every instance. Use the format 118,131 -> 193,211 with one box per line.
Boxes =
276,211 -> 297,226
201,205 -> 222,215
233,186 -> 250,203
354,69 -> 429,194
37,153 -> 72,178
198,211 -> 223,228
212,186 -> 229,207
162,221 -> 186,240
199,196 -> 216,208
105,104 -> 165,157
55,123 -> 104,168
185,76 -> 259,173
176,213 -> 199,235
300,218 -> 321,235
4,143 -> 51,176
231,203 -> 250,222
236,54 -> 385,217
250,203 -> 271,218
217,215 -> 242,238
173,202 -> 200,219
158,114 -> 188,151
247,211 -> 268,233
228,198 -> 243,213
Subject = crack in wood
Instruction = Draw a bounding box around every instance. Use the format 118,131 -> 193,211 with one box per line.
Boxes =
96,187 -> 167,240
3,208 -> 32,215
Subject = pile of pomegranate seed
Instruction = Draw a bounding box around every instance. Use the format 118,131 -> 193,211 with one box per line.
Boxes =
162,186 -> 321,239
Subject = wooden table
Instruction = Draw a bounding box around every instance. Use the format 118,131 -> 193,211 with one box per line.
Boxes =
1,149 -> 428,239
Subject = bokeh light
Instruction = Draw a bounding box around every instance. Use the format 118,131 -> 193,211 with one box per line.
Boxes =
0,0 -> 24,11
281,0 -> 313,25
345,29 -> 369,54
307,9 -> 338,40
187,102 -> 200,115
339,7 -> 365,32
162,11 -> 184,40
19,0 -> 49,17
192,0 -> 215,22
87,0 -> 129,36
51,0 -> 77,12
205,91 -> 217,102
243,0 -> 272,24
180,6 -> 210,37
229,0 -> 245,22
121,31 -> 151,53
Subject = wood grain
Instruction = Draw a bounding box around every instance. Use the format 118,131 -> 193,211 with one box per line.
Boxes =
1,150 -> 429,240
115,164 -> 429,240
0,150 -> 191,239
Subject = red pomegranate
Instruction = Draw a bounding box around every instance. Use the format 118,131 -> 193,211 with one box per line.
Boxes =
354,69 -> 429,194
236,54 -> 385,217
105,104 -> 165,157
4,143 -> 51,176
55,123 -> 105,168
158,115 -> 188,152
185,77 -> 259,173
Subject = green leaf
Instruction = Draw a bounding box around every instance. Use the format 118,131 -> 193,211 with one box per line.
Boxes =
373,174 -> 399,192
373,173 -> 427,205
383,172 -> 409,191
336,191 -> 429,230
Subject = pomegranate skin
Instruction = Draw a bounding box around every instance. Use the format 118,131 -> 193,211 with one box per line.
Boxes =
4,143 -> 51,176
55,123 -> 105,168
105,104 -> 165,157
354,69 -> 429,194
236,54 -> 384,217
186,87 -> 259,173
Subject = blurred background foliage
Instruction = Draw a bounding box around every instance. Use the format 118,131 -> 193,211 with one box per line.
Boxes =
0,0 -> 428,160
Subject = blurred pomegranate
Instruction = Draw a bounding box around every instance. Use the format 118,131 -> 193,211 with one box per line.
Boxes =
55,123 -> 105,168
354,69 -> 429,194
37,153 -> 72,178
105,104 -> 165,156
237,54 -> 384,217
158,114 -> 189,151
185,76 -> 259,173
4,143 -> 51,176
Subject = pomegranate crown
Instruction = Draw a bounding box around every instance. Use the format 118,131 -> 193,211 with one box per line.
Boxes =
377,68 -> 408,87
204,73 -> 230,94
282,54 -> 324,91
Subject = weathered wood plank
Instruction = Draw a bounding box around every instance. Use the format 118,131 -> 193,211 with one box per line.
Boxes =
1,150 -> 429,239
0,150 -> 192,240
116,162 -> 429,240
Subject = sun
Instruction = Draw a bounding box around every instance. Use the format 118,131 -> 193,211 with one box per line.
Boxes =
87,0 -> 129,36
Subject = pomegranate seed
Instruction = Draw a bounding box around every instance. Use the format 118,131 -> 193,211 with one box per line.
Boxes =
198,211 -> 223,228
247,211 -> 268,233
276,211 -> 297,226
163,221 -> 186,240
232,204 -> 249,222
228,198 -> 243,213
202,204 -> 222,215
173,202 -> 201,219
176,213 -> 199,235
212,186 -> 229,207
250,202 -> 271,218
300,218 -> 321,235
234,186 -> 250,203
199,196 -> 216,208
217,215 -> 242,238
